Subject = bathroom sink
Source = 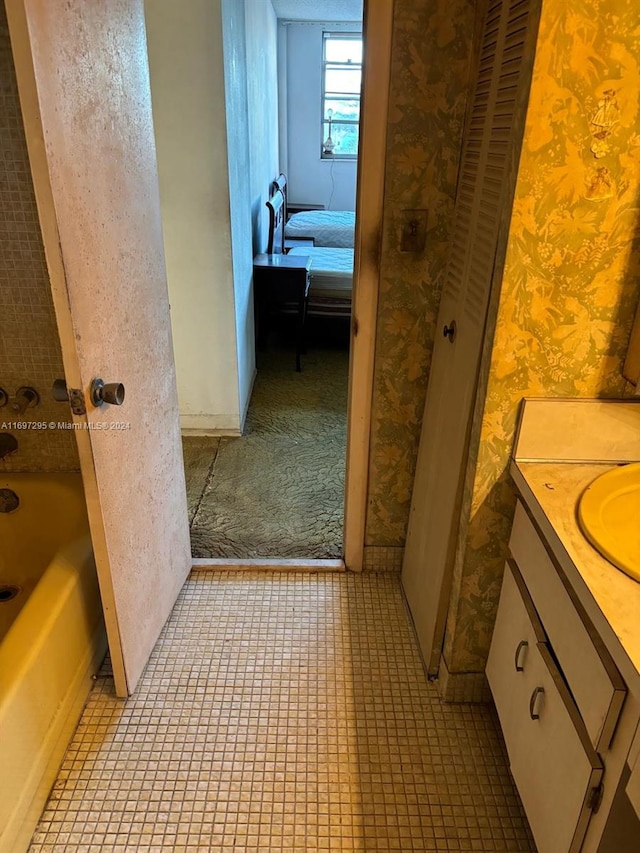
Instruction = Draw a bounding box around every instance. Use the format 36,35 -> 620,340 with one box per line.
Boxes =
578,463 -> 640,582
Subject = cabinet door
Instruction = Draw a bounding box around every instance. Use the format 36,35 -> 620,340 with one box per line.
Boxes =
486,558 -> 545,740
510,502 -> 626,751
510,642 -> 603,853
488,561 -> 604,853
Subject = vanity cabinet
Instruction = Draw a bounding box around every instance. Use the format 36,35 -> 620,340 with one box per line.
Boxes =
486,398 -> 640,852
628,731 -> 640,820
487,501 -> 628,853
508,503 -> 626,751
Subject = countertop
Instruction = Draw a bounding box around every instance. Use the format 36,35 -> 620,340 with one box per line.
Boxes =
511,460 -> 640,680
510,398 -> 640,685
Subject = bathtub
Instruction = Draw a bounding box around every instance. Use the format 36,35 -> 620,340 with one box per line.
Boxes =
0,474 -> 107,853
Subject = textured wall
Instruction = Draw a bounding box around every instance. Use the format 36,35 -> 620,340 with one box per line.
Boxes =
0,5 -> 78,472
443,0 -> 640,673
244,0 -> 280,253
221,0 -> 258,427
145,0 -> 242,433
364,0 -> 477,546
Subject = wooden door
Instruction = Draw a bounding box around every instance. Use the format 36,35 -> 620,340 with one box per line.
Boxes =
7,0 -> 191,696
401,0 -> 539,672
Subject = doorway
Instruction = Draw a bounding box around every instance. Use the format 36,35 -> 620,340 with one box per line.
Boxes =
145,4 -> 391,568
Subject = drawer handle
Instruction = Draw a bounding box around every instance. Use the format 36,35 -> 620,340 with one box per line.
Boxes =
529,686 -> 545,720
514,640 -> 528,672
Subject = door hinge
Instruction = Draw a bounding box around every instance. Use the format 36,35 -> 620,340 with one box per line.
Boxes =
588,783 -> 604,813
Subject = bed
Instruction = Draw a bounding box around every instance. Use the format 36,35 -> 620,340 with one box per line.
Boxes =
266,188 -> 353,316
286,209 -> 355,249
274,173 -> 356,249
287,246 -> 353,315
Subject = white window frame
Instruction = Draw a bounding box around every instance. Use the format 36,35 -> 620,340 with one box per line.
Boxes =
321,32 -> 362,160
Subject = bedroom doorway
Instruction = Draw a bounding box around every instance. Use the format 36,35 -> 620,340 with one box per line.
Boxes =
188,4 -> 361,561
147,0 -> 390,568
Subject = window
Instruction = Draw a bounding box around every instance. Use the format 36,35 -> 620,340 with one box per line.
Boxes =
321,33 -> 362,159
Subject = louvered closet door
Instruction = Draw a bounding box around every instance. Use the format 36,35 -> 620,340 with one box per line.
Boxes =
402,0 -> 538,673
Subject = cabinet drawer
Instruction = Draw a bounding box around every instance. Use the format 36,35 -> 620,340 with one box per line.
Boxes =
488,561 -> 604,853
486,557 -> 545,741
510,500 -> 626,749
510,641 -> 604,853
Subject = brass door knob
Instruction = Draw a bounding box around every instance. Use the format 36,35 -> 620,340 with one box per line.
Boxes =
91,378 -> 125,407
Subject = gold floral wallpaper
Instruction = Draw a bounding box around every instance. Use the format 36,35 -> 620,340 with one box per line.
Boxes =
443,0 -> 640,673
365,0 -> 477,546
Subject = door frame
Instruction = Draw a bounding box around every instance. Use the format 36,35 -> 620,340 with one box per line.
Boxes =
342,0 -> 394,571
191,0 -> 395,572
14,0 -> 397,583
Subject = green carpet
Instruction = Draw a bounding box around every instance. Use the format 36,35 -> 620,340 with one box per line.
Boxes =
183,343 -> 348,559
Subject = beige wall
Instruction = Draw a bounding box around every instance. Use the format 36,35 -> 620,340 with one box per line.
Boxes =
223,0 -> 280,425
245,0 -> 279,254
146,0 -> 279,434
145,0 -> 242,433
443,0 -> 640,675
0,5 -> 78,472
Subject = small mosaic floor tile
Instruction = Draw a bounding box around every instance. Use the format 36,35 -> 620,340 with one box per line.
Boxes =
29,572 -> 535,852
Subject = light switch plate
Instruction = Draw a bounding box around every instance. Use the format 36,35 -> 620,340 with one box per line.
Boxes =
400,209 -> 428,252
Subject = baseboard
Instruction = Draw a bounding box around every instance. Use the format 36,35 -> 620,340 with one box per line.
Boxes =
239,367 -> 258,433
180,413 -> 241,434
180,368 -> 255,437
436,654 -> 492,704
191,558 -> 345,572
181,427 -> 242,437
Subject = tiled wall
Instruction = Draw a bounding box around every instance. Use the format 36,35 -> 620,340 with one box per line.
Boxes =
0,6 -> 78,473
362,546 -> 404,574
364,0 -> 478,549
443,0 -> 640,675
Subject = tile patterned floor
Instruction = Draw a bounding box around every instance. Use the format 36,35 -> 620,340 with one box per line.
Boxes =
29,572 -> 535,852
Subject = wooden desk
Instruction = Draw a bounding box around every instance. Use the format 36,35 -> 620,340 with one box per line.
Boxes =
253,253 -> 312,372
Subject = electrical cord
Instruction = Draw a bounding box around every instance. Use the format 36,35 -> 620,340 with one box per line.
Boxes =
328,154 -> 336,210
